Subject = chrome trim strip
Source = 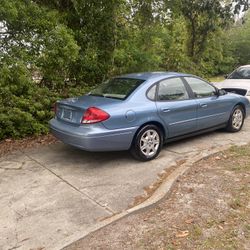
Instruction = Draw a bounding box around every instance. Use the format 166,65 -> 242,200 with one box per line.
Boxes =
169,117 -> 197,126
169,112 -> 227,126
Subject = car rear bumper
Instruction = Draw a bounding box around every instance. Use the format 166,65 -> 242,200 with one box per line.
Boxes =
49,118 -> 138,152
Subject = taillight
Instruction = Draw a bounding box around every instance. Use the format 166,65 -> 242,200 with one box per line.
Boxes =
81,107 -> 110,124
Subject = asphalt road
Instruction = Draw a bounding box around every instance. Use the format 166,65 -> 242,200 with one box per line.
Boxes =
1,118 -> 250,250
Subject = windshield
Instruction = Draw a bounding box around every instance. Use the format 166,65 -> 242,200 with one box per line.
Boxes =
228,66 -> 250,79
88,78 -> 145,100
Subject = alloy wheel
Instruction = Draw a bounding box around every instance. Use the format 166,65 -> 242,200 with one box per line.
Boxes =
232,108 -> 243,130
139,129 -> 160,157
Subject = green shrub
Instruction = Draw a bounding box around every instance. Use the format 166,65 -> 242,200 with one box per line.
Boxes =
0,62 -> 90,140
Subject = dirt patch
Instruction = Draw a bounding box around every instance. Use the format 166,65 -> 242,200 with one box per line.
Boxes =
65,144 -> 250,250
0,134 -> 58,158
130,159 -> 187,208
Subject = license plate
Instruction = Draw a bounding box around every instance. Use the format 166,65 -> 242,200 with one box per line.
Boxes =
62,109 -> 73,120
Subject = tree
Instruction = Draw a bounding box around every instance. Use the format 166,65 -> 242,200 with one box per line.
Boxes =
0,0 -> 79,89
174,0 -> 232,60
234,0 -> 250,14
229,11 -> 250,65
33,0 -> 122,84
1,0 -> 250,139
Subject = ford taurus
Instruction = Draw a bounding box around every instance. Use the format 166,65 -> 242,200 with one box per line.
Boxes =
49,72 -> 250,161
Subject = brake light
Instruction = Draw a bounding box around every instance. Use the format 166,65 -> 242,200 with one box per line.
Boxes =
81,107 -> 110,124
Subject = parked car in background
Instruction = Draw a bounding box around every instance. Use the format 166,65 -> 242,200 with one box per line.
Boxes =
49,72 -> 249,161
213,65 -> 250,100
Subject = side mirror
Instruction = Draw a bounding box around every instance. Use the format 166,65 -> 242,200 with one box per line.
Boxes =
216,89 -> 227,96
224,74 -> 228,79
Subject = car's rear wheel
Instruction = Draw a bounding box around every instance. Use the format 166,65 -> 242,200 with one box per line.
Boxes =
226,105 -> 245,132
130,124 -> 163,161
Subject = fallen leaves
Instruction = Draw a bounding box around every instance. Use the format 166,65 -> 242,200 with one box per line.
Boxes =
185,218 -> 194,224
175,230 -> 189,238
0,134 -> 57,158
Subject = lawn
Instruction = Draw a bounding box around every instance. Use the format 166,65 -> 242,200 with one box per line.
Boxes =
209,75 -> 225,82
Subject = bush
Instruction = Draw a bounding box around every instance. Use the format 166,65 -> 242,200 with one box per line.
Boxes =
0,62 -> 90,140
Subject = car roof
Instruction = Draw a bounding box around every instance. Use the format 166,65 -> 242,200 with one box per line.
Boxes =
238,65 -> 250,68
116,71 -> 192,80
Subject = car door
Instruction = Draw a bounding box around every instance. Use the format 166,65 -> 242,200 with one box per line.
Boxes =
155,77 -> 198,138
183,77 -> 230,130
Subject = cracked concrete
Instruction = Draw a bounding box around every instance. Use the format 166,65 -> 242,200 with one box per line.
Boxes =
0,118 -> 250,250
23,152 -> 115,215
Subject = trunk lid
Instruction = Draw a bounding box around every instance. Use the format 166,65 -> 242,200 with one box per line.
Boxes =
55,95 -> 122,125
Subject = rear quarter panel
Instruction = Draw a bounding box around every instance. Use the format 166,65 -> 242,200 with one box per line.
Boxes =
101,78 -> 168,135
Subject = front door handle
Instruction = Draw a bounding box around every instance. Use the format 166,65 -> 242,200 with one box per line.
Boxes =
200,104 -> 208,108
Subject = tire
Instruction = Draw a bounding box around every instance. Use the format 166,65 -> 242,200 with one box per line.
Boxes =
130,124 -> 163,161
226,105 -> 245,132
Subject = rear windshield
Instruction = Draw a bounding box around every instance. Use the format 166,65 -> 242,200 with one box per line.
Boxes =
88,78 -> 145,100
228,66 -> 250,79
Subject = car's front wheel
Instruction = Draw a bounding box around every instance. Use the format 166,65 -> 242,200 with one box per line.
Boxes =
130,125 -> 163,161
226,105 -> 245,132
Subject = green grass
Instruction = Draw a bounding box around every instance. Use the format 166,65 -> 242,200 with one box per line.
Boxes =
209,75 -> 225,82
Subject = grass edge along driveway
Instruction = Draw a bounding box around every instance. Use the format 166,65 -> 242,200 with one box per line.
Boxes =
65,144 -> 250,250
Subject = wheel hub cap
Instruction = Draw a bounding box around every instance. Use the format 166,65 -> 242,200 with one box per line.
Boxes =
232,109 -> 243,130
140,129 -> 160,157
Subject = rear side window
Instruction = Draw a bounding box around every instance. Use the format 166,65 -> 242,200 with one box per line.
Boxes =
157,77 -> 189,101
147,85 -> 157,100
89,78 -> 145,100
184,77 -> 216,98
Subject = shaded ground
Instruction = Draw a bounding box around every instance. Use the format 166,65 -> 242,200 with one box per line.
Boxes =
0,134 -> 57,157
1,120 -> 250,249
65,144 -> 250,250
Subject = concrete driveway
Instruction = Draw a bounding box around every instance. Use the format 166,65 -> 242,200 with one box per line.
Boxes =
1,118 -> 250,250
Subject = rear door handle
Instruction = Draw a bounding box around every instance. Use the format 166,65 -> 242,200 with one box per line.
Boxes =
161,108 -> 171,113
200,104 -> 208,108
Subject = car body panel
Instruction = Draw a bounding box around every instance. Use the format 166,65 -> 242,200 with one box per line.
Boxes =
156,99 -> 198,138
214,79 -> 250,101
195,95 -> 232,130
56,96 -> 123,125
49,72 -> 250,152
215,79 -> 250,89
49,118 -> 137,151
101,100 -> 158,130
213,65 -> 250,101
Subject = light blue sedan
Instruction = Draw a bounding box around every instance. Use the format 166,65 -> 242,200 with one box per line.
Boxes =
49,72 -> 250,161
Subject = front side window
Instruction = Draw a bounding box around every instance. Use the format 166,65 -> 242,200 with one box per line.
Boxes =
89,78 -> 144,100
157,78 -> 189,101
184,77 -> 216,98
